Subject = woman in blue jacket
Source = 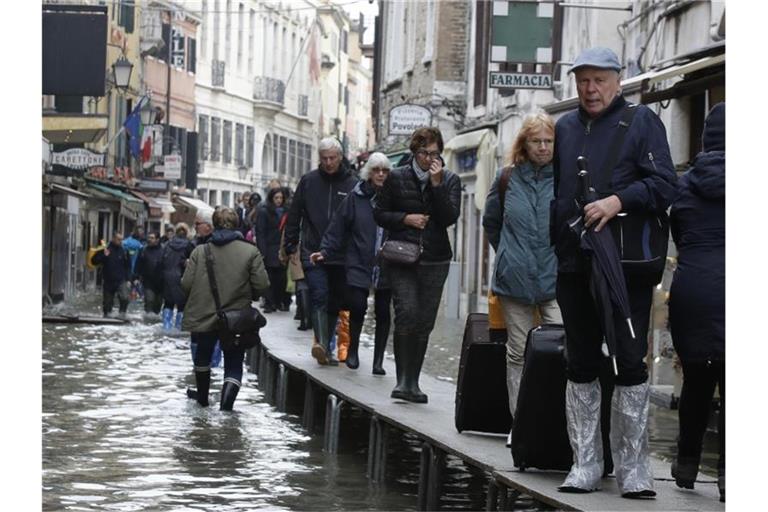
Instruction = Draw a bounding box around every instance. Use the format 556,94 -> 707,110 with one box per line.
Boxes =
668,103 -> 725,502
482,113 -> 562,439
310,152 -> 393,375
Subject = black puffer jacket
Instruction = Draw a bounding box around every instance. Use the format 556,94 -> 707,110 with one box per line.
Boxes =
161,236 -> 194,307
283,161 -> 358,266
373,163 -> 462,262
255,203 -> 286,268
136,244 -> 164,291
92,242 -> 130,293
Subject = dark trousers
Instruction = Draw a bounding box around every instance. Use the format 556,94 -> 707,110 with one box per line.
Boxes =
103,282 -> 130,315
266,266 -> 287,308
304,264 -> 349,316
556,272 -> 653,386
678,359 -> 725,471
192,331 -> 245,383
389,263 -> 449,339
348,286 -> 393,327
144,287 -> 163,314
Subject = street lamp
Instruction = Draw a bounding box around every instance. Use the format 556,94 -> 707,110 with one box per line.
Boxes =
112,55 -> 133,91
237,165 -> 249,181
139,99 -> 154,126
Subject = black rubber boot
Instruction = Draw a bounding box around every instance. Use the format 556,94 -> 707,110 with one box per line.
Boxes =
325,312 -> 340,366
220,379 -> 241,411
310,311 -> 329,365
402,334 -> 428,403
297,289 -> 311,330
186,369 -> 211,407
346,317 -> 363,370
372,321 -> 388,375
390,335 -> 408,398
671,456 -> 700,489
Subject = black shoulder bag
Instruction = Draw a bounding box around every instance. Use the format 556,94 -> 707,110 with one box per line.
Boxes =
598,104 -> 670,281
204,243 -> 266,350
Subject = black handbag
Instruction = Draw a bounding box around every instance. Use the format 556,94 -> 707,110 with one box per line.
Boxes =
597,104 -> 670,280
204,244 -> 266,350
378,235 -> 422,265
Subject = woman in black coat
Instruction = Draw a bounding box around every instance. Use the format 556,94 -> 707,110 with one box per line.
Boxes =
373,128 -> 462,403
161,223 -> 194,331
256,187 -> 288,313
311,152 -> 393,374
668,102 -> 725,501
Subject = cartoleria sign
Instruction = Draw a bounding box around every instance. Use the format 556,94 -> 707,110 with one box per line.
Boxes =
388,104 -> 433,135
489,72 -> 553,90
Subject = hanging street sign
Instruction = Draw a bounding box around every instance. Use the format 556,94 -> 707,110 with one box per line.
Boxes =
51,148 -> 106,170
489,71 -> 553,90
162,154 -> 182,180
491,1 -> 554,63
389,104 -> 432,136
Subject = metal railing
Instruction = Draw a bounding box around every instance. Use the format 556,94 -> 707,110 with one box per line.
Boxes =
253,76 -> 285,106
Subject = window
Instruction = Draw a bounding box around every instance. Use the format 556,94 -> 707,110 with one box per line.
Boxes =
272,133 -> 279,174
456,148 -> 478,173
288,139 -> 296,177
198,114 -> 209,160
118,0 -> 134,34
278,136 -> 287,176
198,188 -> 207,201
223,120 -> 232,164
341,29 -> 348,54
188,38 -> 197,73
209,189 -> 218,206
210,117 -> 221,161
235,123 -> 244,166
246,126 -> 254,167
221,190 -> 231,207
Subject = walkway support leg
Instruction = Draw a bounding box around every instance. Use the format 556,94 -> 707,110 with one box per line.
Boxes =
302,379 -> 315,431
323,393 -> 344,454
367,416 -> 388,482
276,363 -> 288,411
417,442 -> 445,510
486,477 -> 499,511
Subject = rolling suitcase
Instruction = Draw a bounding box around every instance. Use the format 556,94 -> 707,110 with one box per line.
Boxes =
455,313 -> 512,434
511,324 -> 573,471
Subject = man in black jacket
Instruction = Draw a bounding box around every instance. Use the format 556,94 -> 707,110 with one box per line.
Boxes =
552,47 -> 676,498
136,231 -> 164,314
283,137 -> 358,365
91,232 -> 131,317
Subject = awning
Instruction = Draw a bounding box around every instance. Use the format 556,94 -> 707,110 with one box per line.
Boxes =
48,183 -> 92,199
153,197 -> 176,213
86,182 -> 145,204
175,195 -> 214,213
544,52 -> 726,114
129,190 -> 165,218
442,128 -> 498,210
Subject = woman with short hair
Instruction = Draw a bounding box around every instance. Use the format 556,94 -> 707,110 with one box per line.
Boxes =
482,112 -> 562,441
373,128 -> 462,403
161,223 -> 194,331
182,207 -> 270,410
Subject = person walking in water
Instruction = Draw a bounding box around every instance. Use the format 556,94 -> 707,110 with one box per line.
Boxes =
91,231 -> 131,318
135,231 -> 164,315
161,223 -> 194,331
182,207 -> 270,410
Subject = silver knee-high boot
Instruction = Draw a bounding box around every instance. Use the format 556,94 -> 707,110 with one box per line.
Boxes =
611,382 -> 655,498
559,379 -> 604,493
505,362 -> 523,447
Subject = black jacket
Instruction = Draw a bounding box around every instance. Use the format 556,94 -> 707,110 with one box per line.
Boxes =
321,180 -> 388,289
92,242 -> 130,292
255,204 -> 286,268
373,162 -> 462,262
136,244 -> 164,291
283,161 -> 358,266
551,95 -> 677,272
161,236 -> 194,306
669,103 -> 725,363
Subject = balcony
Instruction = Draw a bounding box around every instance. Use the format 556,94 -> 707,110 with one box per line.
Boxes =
253,77 -> 285,108
298,94 -> 309,117
212,60 -> 226,88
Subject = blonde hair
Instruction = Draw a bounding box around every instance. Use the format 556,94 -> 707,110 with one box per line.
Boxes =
508,113 -> 555,166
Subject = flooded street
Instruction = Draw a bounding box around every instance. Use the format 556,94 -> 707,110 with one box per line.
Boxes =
43,294 -> 716,511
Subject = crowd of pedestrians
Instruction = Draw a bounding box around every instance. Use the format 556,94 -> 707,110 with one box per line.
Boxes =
87,45 -> 724,504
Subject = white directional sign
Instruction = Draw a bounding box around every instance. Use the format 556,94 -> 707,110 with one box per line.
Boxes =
489,71 -> 553,90
163,154 -> 182,180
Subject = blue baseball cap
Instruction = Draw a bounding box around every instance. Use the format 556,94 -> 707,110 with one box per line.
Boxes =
569,47 -> 622,73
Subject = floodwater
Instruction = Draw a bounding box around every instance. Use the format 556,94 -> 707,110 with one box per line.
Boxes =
43,293 -> 717,511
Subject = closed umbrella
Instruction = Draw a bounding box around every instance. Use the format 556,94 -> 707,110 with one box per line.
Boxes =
569,157 -> 636,376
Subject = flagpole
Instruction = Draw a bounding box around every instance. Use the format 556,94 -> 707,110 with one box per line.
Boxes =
101,96 -> 148,153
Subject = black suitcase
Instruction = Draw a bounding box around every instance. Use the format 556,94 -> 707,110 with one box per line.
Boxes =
455,313 -> 512,434
511,324 -> 573,471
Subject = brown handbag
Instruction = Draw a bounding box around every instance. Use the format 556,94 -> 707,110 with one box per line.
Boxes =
378,236 -> 422,265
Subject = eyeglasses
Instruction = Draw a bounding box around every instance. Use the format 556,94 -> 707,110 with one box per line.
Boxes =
371,168 -> 390,175
416,149 -> 441,159
527,138 -> 554,147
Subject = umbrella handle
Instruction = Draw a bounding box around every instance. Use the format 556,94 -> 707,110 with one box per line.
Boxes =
612,356 -> 619,376
626,318 -> 636,339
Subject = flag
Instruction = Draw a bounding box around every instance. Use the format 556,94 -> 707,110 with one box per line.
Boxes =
140,125 -> 153,162
123,98 -> 145,159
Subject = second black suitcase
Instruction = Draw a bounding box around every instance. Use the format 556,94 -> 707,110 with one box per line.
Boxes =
454,313 -> 512,434
511,324 -> 573,471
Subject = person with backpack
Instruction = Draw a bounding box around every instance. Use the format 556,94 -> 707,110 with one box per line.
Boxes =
482,112 -> 562,445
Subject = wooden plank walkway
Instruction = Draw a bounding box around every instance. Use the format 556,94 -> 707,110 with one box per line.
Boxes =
255,310 -> 723,511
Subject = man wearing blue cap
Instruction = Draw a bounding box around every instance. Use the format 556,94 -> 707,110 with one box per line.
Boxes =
550,47 -> 677,498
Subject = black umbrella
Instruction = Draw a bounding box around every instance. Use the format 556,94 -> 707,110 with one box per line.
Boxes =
569,157 -> 636,376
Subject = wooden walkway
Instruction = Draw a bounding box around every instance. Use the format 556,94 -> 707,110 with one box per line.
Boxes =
250,311 -> 723,511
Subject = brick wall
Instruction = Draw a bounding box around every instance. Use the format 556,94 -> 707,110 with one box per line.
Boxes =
435,0 -> 469,82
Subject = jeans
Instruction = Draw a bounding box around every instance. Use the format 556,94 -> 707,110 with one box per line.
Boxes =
304,264 -> 349,315
103,282 -> 130,315
192,332 -> 245,383
144,287 -> 163,314
556,272 -> 653,386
